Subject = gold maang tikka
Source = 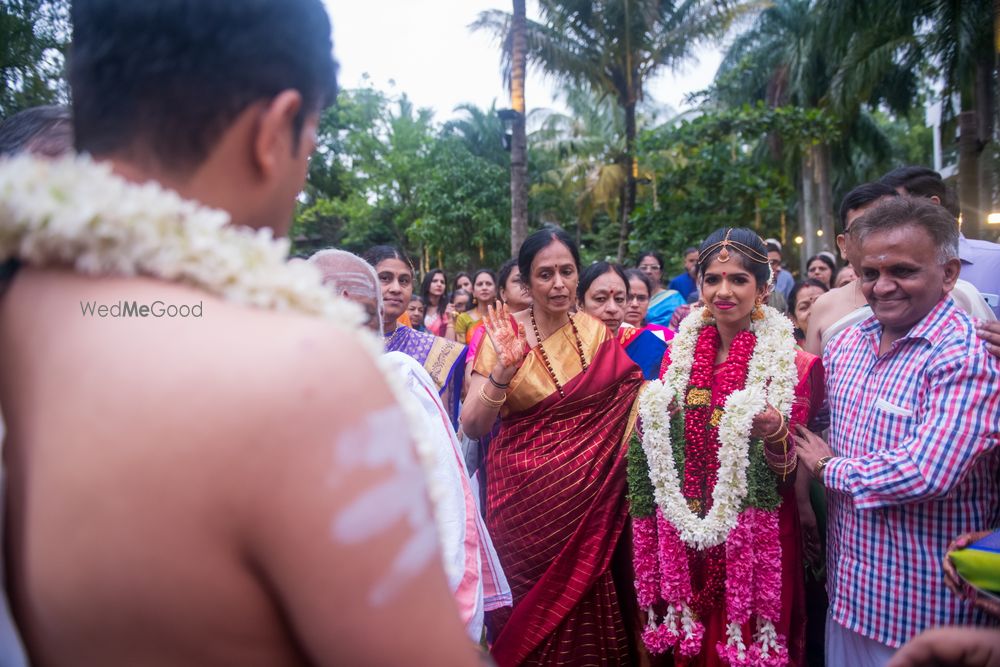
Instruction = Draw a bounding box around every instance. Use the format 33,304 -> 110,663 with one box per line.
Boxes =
717,228 -> 733,263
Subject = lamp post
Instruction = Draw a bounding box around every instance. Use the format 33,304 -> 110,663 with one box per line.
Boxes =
497,108 -> 518,152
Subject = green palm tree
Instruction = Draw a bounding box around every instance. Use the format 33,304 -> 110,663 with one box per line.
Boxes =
473,0 -> 749,260
442,102 -> 510,167
510,0 -> 529,255
530,89 -> 627,247
714,0 -> 918,261
820,0 -> 995,237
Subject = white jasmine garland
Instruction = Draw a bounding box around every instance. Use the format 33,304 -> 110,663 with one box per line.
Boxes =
0,154 -> 449,550
638,304 -> 798,550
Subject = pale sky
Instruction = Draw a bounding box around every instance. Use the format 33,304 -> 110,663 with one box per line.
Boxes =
323,0 -> 723,123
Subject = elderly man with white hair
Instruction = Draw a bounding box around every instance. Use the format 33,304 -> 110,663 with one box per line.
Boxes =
308,248 -> 511,641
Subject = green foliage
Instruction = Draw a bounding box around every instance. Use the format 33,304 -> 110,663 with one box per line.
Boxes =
629,104 -> 829,263
745,440 -> 782,511
0,0 -> 70,117
626,432 -> 656,518
410,136 -> 511,270
292,89 -> 511,272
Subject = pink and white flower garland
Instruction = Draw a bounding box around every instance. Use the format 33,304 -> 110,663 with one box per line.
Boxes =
631,305 -> 798,665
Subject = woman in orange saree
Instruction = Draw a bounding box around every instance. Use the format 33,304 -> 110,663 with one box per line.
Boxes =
461,229 -> 645,666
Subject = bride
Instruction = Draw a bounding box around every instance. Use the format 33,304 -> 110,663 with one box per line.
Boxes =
629,228 -> 823,666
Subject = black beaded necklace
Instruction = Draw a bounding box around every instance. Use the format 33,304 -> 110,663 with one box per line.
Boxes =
530,306 -> 589,398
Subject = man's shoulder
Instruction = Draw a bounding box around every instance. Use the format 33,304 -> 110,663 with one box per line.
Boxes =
929,301 -> 995,361
961,235 -> 1000,255
668,273 -> 690,289
45,271 -> 382,417
813,286 -> 865,338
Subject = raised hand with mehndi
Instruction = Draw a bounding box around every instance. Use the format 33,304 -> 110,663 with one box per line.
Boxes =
461,300 -> 528,439
483,300 -> 527,381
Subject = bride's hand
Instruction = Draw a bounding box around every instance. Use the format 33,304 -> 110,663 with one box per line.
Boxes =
751,404 -> 785,440
484,301 -> 527,371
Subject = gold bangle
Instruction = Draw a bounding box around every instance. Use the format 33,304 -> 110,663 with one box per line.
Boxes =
478,385 -> 506,410
764,410 -> 786,440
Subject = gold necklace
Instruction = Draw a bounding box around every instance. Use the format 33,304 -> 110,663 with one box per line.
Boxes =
529,306 -> 588,398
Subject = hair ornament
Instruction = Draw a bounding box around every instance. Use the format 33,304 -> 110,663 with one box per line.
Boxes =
697,228 -> 769,266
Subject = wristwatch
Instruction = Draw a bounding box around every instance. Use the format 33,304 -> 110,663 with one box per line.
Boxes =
815,455 -> 833,480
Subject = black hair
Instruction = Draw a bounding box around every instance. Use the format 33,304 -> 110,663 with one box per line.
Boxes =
850,197 -> 959,262
409,294 -> 424,304
765,241 -> 782,257
683,247 -> 698,256
362,245 -> 412,271
497,258 -> 518,291
470,268 -> 498,306
624,268 -> 653,296
518,227 -> 580,287
420,268 -> 448,317
878,166 -> 959,217
471,268 -> 497,287
451,288 -> 472,312
806,254 -> 837,286
452,271 -> 471,291
698,228 -> 771,290
789,278 -> 829,315
577,262 -> 630,301
636,250 -> 665,270
837,182 -> 899,232
0,105 -> 73,156
879,166 -> 945,200
69,0 -> 338,171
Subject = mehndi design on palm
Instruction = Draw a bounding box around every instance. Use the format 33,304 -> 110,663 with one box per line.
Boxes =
484,301 -> 527,369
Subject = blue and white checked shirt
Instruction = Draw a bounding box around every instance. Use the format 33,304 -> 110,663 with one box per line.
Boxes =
823,296 -> 1000,647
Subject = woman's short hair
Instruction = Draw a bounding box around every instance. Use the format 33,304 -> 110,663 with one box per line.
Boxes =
806,253 -> 837,277
577,262 -> 629,302
518,227 -> 580,286
636,250 -> 665,270
789,278 -> 829,315
624,268 -> 653,295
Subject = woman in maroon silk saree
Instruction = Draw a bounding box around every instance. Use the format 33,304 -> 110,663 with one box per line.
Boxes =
474,312 -> 644,666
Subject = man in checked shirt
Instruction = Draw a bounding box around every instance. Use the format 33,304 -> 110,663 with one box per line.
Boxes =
794,196 -> 1000,666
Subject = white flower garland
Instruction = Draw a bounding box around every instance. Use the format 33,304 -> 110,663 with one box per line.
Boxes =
0,154 -> 448,547
638,304 -> 797,550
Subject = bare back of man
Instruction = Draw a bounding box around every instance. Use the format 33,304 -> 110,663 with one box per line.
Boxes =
0,269 -> 478,666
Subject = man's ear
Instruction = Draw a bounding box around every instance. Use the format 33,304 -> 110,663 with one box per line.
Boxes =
836,233 -> 848,260
942,256 -> 961,292
251,90 -> 304,178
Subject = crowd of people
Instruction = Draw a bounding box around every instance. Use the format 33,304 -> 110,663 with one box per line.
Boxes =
0,1 -> 998,666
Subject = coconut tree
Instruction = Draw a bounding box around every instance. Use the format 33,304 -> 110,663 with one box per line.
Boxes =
509,0 -> 529,255
714,0 -> 918,260
442,102 -> 510,167
821,0 -> 996,237
473,0 -> 749,261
